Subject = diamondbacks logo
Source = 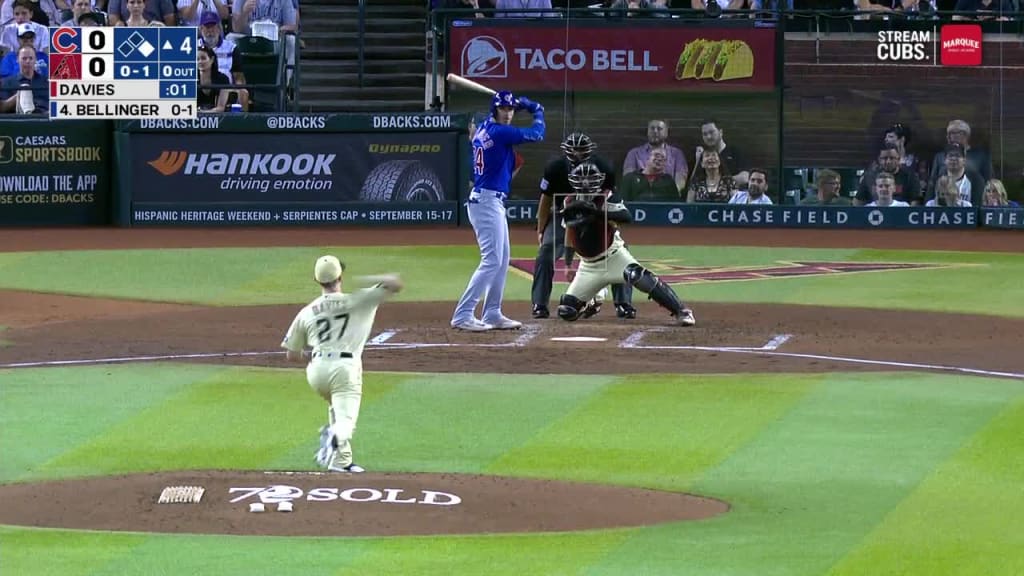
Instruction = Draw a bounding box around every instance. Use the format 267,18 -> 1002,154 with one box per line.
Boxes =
461,36 -> 507,78
510,259 -> 954,284
50,54 -> 81,80
148,151 -> 188,175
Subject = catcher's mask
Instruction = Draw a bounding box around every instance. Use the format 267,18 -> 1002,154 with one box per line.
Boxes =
560,132 -> 596,165
568,162 -> 605,198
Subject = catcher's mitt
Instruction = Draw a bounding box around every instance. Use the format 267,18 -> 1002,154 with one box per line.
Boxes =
561,197 -> 599,228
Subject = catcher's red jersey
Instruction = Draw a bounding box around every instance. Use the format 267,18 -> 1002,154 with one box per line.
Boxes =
563,190 -> 618,259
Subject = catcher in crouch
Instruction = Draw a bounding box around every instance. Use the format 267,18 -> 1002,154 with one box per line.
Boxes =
557,162 -> 696,326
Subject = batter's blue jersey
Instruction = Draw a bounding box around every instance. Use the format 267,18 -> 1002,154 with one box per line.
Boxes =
472,111 -> 545,195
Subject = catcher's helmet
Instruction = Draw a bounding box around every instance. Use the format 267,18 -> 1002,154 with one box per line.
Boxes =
568,162 -> 605,196
491,91 -> 516,115
560,132 -> 597,165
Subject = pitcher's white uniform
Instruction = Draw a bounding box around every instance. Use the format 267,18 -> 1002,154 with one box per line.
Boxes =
281,270 -> 395,471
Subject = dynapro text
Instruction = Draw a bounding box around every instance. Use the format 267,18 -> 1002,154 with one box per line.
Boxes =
372,115 -> 452,129
182,153 -> 336,176
513,49 -> 657,71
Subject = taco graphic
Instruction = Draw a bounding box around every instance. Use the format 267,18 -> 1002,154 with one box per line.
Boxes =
712,40 -> 755,82
694,40 -> 724,79
675,38 -> 710,80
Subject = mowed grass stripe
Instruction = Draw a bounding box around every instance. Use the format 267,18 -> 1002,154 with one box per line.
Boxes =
0,364 -> 227,483
826,392 -> 1024,576
358,374 -> 617,474
37,367 -> 408,475
343,531 -> 634,576
486,374 -> 820,490
586,373 -> 1024,576
0,528 -> 150,576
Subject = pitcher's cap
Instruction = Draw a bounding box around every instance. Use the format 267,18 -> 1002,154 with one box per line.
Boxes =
314,255 -> 344,283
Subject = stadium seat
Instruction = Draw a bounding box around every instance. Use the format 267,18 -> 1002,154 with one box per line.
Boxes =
235,36 -> 285,112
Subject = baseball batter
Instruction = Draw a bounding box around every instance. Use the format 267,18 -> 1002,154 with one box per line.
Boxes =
451,90 -> 545,332
558,163 -> 696,326
281,255 -> 404,473
532,132 -> 636,320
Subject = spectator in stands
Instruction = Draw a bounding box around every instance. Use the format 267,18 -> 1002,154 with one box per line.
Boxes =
494,0 -> 556,17
691,0 -> 749,13
1,0 -> 47,55
445,0 -> 486,18
750,0 -> 793,13
953,0 -> 1013,20
930,143 -> 985,206
620,148 -> 680,201
107,0 -> 174,24
729,167 -> 773,204
623,119 -> 688,191
865,172 -> 909,207
880,123 -> 925,177
926,175 -> 972,207
60,0 -> 95,24
855,143 -> 922,206
197,44 -> 234,112
117,0 -> 156,24
687,147 -> 737,203
178,0 -> 228,26
231,0 -> 298,88
982,179 -> 1019,207
200,11 -> 245,84
76,8 -> 102,23
694,118 -> 747,188
0,23 -> 45,78
1,0 -> 64,25
803,169 -> 852,205
1,46 -> 47,114
929,119 -> 992,184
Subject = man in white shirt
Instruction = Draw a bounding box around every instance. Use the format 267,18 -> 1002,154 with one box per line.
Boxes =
865,172 -> 909,207
280,255 -> 403,473
728,167 -> 773,204
1,0 -> 47,55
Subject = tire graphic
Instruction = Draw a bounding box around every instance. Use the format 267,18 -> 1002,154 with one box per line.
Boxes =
359,160 -> 446,202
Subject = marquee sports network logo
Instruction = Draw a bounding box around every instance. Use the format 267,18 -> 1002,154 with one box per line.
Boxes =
940,24 -> 982,66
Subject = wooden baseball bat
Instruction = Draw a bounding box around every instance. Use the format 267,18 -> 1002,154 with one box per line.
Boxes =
446,73 -> 497,96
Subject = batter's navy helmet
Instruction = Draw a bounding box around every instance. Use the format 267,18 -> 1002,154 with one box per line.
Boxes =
491,91 -> 516,115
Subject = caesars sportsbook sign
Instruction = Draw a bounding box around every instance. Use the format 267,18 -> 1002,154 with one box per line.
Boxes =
447,21 -> 776,91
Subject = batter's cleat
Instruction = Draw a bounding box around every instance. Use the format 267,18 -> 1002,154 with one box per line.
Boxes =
451,318 -> 493,331
484,316 -> 523,330
615,304 -> 637,319
675,309 -> 696,327
314,425 -> 332,466
580,299 -> 602,319
329,463 -> 365,473
532,305 -> 550,319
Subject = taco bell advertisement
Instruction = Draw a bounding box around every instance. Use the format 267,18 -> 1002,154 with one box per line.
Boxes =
447,22 -> 776,91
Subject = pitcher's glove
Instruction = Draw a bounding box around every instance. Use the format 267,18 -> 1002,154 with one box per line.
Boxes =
561,198 -> 599,228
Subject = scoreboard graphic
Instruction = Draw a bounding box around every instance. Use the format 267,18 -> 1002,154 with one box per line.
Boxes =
48,27 -> 198,120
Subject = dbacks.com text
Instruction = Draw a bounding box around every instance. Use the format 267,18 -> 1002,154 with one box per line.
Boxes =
372,115 -> 452,129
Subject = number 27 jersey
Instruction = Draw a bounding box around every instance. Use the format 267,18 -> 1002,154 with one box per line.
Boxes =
280,286 -> 392,359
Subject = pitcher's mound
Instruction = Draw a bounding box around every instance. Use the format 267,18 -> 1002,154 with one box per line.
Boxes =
0,470 -> 728,536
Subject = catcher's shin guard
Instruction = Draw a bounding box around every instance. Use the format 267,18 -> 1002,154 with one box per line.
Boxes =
624,263 -> 684,315
557,294 -> 588,321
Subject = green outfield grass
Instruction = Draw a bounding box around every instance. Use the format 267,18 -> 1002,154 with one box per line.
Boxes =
0,245 -> 1021,316
2,365 -> 1022,576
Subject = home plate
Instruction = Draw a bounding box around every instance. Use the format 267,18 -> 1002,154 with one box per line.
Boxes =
550,336 -> 607,342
